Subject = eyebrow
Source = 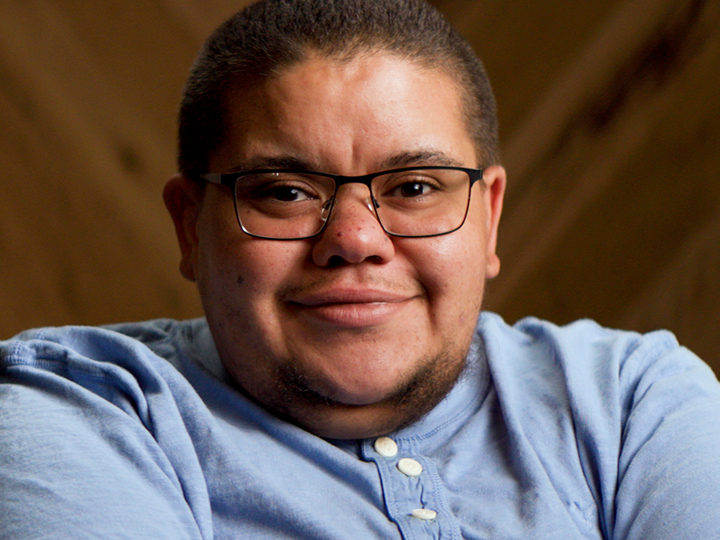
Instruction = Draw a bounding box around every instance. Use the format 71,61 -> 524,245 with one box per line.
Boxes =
229,155 -> 317,172
226,149 -> 466,174
378,150 -> 465,170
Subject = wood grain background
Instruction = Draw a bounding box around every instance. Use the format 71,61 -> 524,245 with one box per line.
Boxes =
1,0 -> 718,373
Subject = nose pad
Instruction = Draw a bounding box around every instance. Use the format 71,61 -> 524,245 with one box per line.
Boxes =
320,199 -> 333,223
320,192 -> 380,228
366,196 -> 379,212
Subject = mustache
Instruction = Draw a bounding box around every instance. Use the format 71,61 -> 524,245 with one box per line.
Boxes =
278,274 -> 424,301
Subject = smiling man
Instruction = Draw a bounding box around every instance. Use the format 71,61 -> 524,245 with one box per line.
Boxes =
2,1 -> 720,539
165,50 -> 504,439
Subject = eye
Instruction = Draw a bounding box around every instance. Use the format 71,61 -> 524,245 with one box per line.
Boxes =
383,174 -> 441,199
395,181 -> 434,198
239,173 -> 322,204
260,184 -> 315,202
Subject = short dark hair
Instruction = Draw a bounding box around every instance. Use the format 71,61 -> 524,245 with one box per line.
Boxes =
177,0 -> 499,178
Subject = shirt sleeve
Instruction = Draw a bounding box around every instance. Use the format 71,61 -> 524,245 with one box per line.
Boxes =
613,333 -> 720,539
0,327 -> 212,540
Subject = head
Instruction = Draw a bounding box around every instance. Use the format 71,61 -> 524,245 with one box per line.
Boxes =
165,0 -> 505,439
177,0 -> 500,178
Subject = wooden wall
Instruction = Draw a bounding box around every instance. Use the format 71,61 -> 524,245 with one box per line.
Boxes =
1,0 -> 718,373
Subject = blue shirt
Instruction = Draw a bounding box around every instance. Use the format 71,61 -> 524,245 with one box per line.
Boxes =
1,313 -> 719,539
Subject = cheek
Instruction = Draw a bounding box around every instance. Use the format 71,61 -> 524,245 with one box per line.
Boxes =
407,230 -> 486,322
196,219 -> 308,312
432,213 -> 489,313
427,212 -> 487,281
233,243 -> 308,297
195,225 -> 242,291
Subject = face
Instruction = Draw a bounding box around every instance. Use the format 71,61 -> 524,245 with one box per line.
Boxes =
165,53 -> 505,439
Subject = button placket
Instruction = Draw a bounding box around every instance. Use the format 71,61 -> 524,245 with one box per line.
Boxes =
367,437 -> 445,537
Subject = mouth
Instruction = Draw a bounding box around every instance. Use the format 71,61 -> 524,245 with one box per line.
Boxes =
288,288 -> 415,328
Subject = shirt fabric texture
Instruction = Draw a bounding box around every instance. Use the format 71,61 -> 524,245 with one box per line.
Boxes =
1,312 -> 719,539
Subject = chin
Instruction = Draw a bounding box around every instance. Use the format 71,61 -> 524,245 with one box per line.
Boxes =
261,345 -> 468,439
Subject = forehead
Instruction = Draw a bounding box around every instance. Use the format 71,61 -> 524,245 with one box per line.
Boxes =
213,53 -> 477,172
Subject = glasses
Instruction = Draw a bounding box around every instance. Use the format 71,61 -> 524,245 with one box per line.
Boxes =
199,166 -> 484,240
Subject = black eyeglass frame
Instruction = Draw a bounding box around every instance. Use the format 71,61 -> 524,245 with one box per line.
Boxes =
198,165 -> 485,240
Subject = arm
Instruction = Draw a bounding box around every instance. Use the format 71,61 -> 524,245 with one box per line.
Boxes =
614,338 -> 720,539
0,328 -> 211,540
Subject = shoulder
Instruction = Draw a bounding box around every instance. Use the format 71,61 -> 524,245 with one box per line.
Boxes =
2,318 -> 204,371
0,319 -> 211,418
479,311 -> 680,360
477,311 -> 719,446
103,318 -> 208,367
477,314 -> 720,537
477,312 -> 706,389
0,320 -> 214,538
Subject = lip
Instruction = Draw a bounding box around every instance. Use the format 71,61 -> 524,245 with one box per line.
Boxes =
288,288 -> 415,327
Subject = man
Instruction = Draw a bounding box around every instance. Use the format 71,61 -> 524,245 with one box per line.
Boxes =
1,0 -> 719,538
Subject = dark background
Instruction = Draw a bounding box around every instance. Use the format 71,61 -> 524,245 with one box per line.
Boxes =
1,0 -> 718,373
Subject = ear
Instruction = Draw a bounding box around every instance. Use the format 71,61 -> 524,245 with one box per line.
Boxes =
481,165 -> 506,280
163,174 -> 204,282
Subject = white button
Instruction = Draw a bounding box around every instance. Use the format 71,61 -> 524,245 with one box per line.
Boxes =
411,508 -> 437,521
397,458 -> 423,477
374,437 -> 398,457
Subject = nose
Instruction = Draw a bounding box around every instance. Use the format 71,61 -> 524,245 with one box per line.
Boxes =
312,184 -> 395,267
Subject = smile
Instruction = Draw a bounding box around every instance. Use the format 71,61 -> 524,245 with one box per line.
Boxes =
288,289 -> 415,328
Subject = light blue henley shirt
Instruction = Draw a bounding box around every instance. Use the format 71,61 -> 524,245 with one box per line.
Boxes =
1,312 -> 719,539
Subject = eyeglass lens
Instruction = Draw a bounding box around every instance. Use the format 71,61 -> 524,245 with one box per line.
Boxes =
233,169 -> 472,239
